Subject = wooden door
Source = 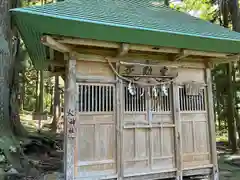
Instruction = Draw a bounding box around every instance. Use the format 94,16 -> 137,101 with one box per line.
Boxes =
122,84 -> 176,176
75,82 -> 117,179
150,85 -> 175,171
122,85 -> 150,175
178,85 -> 211,169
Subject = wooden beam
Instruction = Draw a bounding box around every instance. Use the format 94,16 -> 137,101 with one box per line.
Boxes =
54,36 -> 120,49
49,71 -> 65,77
174,50 -> 188,61
51,35 -> 237,58
41,35 -> 72,53
48,60 -> 65,67
117,43 -> 129,57
65,55 -> 77,180
210,57 -> 239,65
227,54 -> 240,59
183,49 -> 228,58
54,36 -> 180,54
129,44 -> 179,54
120,61 -> 177,68
76,72 -> 117,83
53,49 -> 237,69
44,35 -> 239,64
73,53 -> 206,69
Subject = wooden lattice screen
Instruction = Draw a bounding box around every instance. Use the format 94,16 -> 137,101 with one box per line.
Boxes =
179,86 -> 206,112
78,83 -> 114,112
124,86 -> 146,112
150,85 -> 171,112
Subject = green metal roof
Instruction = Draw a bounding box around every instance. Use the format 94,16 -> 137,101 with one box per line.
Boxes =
10,0 -> 240,69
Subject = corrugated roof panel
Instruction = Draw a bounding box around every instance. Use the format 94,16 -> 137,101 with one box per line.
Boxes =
12,0 -> 240,40
10,0 -> 240,69
14,15 -> 47,69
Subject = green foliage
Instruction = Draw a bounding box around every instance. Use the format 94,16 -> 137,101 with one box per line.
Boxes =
21,0 -> 55,7
170,0 -> 218,21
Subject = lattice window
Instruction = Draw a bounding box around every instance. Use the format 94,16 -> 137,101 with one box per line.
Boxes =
124,86 -> 146,112
151,85 -> 171,112
78,84 -> 114,112
179,86 -> 206,111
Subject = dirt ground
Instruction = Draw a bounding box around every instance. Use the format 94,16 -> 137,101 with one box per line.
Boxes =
19,115 -> 240,180
41,153 -> 240,180
219,153 -> 240,180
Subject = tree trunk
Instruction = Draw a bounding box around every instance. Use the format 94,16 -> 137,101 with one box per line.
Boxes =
0,0 -> 27,171
50,86 -> 53,114
232,62 -> 240,140
228,0 -> 240,149
35,70 -> 39,112
220,0 -> 238,152
51,75 -> 61,132
226,63 -> 237,152
20,74 -> 25,111
39,70 -> 44,113
216,99 -> 221,131
164,0 -> 169,6
229,0 -> 240,31
0,6 -> 10,134
35,70 -> 45,113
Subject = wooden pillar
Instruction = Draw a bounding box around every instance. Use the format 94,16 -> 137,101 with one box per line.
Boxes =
64,56 -> 77,180
171,82 -> 182,180
116,61 -> 124,179
205,67 -> 219,180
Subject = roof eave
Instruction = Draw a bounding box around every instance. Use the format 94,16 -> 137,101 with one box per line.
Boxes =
9,7 -> 240,70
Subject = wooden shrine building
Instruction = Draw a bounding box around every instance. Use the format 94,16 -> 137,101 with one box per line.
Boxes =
10,0 -> 240,179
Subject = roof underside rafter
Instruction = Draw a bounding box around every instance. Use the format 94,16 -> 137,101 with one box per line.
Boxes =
10,0 -> 240,69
